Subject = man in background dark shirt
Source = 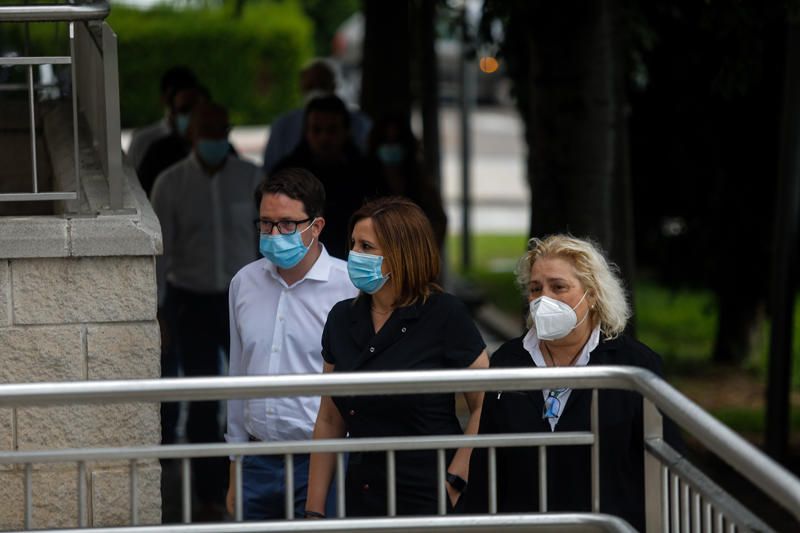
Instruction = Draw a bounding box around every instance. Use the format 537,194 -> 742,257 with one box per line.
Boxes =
272,95 -> 381,260
137,85 -> 208,196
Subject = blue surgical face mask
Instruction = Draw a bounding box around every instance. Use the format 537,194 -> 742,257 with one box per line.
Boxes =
196,138 -> 229,167
175,113 -> 190,136
347,250 -> 390,294
259,220 -> 315,269
377,143 -> 405,165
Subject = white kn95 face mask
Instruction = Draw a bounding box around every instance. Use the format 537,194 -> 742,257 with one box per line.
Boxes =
529,291 -> 589,340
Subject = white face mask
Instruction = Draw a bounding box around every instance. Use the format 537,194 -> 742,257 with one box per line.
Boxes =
529,291 -> 589,340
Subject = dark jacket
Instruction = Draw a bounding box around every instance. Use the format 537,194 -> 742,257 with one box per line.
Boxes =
464,334 -> 684,532
322,292 -> 486,516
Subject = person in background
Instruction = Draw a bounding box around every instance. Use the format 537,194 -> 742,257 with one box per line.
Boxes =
464,234 -> 684,531
126,65 -> 198,170
305,196 -> 489,518
150,101 -> 261,520
366,112 -> 447,250
137,84 -> 209,196
272,94 -> 377,260
262,58 -> 371,176
226,168 -> 357,519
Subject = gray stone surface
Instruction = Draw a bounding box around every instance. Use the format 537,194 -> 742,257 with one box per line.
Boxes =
12,257 -> 156,324
0,260 -> 8,326
91,463 -> 161,526
17,403 -> 160,450
0,408 -> 12,453
0,325 -> 83,382
87,322 -> 160,379
0,471 -> 24,529
31,469 -> 80,528
69,215 -> 161,257
0,218 -> 69,259
0,469 -> 80,529
0,99 -> 163,529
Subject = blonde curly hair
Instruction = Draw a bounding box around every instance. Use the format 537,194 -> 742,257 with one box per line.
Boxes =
516,234 -> 631,338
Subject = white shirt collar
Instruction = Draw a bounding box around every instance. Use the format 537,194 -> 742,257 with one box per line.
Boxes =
523,325 -> 601,368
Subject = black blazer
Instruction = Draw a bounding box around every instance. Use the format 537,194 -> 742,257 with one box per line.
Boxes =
464,334 -> 684,532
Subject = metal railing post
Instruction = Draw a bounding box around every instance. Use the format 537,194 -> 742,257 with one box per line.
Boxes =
591,388 -> 600,513
70,21 -> 81,211
643,397 -> 664,532
101,22 -> 122,209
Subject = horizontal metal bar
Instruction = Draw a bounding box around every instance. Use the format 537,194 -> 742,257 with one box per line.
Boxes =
0,2 -> 109,22
0,366 -> 798,522
0,192 -> 78,202
6,513 -> 638,532
0,432 -> 595,464
0,82 -> 60,91
646,439 -> 775,533
0,367 -> 645,407
0,56 -> 71,66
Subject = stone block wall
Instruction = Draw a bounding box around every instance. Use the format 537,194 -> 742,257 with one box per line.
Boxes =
0,115 -> 163,529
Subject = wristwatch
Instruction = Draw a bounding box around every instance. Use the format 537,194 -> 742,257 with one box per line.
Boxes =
446,472 -> 468,493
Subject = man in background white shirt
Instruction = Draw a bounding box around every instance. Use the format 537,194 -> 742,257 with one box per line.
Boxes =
151,100 -> 261,519
225,167 -> 357,519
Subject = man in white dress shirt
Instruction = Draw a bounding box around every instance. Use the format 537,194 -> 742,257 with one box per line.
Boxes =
151,100 -> 261,518
225,167 -> 357,519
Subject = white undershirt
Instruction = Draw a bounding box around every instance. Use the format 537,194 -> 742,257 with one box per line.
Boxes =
522,325 -> 601,431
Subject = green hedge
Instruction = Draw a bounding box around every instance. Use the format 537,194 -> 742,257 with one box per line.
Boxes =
107,2 -> 314,127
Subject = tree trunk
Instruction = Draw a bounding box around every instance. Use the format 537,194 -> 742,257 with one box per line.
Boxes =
414,0 -> 442,193
360,0 -> 412,122
765,19 -> 800,461
522,0 -> 628,260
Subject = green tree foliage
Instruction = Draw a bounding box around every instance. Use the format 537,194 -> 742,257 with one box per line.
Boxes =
108,2 -> 314,127
298,0 -> 360,56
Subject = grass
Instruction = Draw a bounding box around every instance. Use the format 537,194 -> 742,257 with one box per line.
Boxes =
447,233 -> 800,436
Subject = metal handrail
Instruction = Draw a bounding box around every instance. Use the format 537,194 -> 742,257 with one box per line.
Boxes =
1,366 -> 799,522
0,1 -> 123,210
0,1 -> 109,22
8,513 -> 638,533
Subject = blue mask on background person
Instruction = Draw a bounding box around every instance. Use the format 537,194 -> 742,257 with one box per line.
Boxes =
175,113 -> 190,136
377,143 -> 405,165
259,220 -> 315,269
196,139 -> 229,167
348,250 -> 390,294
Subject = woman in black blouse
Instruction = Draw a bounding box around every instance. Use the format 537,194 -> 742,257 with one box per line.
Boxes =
305,196 -> 489,517
464,234 -> 683,531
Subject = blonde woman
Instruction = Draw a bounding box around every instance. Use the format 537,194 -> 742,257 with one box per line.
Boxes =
465,234 -> 682,531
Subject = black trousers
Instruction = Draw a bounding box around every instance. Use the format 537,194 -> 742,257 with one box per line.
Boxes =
161,283 -> 229,504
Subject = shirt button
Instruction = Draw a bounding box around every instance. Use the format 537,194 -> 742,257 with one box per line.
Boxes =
362,483 -> 369,491
349,409 -> 356,416
401,327 -> 407,333
369,347 -> 375,353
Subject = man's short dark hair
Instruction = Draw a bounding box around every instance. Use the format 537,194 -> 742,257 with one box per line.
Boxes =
160,65 -> 197,97
304,94 -> 351,130
256,167 -> 326,218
